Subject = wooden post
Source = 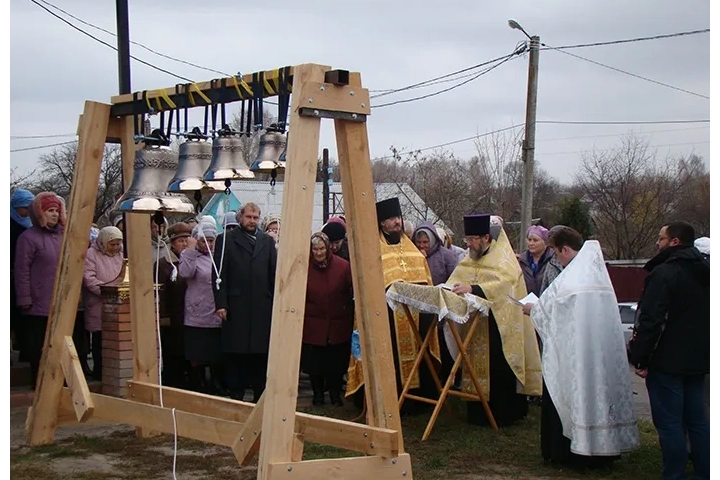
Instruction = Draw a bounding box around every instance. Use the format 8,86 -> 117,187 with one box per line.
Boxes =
256,63 -> 328,480
26,101 -> 111,445
334,73 -> 404,448
118,115 -> 159,438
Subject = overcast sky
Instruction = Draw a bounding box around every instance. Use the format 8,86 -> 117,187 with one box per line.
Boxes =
10,0 -> 710,185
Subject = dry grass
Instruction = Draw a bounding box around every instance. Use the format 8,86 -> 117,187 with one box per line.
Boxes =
10,399 -> 663,480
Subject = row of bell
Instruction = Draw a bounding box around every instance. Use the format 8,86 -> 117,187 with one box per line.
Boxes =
115,126 -> 288,214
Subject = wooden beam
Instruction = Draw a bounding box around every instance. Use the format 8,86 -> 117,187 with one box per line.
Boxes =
109,67 -> 295,117
257,63 -> 329,480
119,115 -> 159,438
267,453 -> 413,480
291,433 -> 304,462
232,393 -> 265,466
334,73 -> 404,449
294,81 -> 371,116
59,336 -> 95,423
77,114 -> 123,142
26,101 -> 111,446
124,381 -> 399,457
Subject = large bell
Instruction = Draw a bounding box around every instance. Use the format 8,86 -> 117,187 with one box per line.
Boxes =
203,126 -> 255,181
115,139 -> 195,214
277,131 -> 288,169
167,129 -> 225,192
250,125 -> 287,173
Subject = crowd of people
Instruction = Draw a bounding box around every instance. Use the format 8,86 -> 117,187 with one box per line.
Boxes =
9,188 -> 709,479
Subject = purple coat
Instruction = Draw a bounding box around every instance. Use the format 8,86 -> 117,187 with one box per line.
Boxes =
14,225 -> 63,316
178,247 -> 222,328
412,221 -> 459,285
82,240 -> 124,332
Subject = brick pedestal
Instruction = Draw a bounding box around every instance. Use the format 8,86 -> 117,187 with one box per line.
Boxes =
100,285 -> 133,397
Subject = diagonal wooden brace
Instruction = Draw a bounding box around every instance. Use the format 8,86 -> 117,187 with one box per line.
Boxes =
232,393 -> 265,466
60,336 -> 95,423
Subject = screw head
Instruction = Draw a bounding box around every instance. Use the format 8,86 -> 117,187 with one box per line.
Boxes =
282,417 -> 287,422
350,90 -> 355,96
287,466 -> 293,472
313,110 -> 320,116
253,430 -> 258,435
361,102 -> 366,108
352,114 -> 358,119
320,85 -> 326,91
392,459 -> 397,464
403,471 -> 407,476
363,432 -> 368,437
308,98 -> 313,104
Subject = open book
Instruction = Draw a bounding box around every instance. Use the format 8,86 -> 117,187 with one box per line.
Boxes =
507,292 -> 539,307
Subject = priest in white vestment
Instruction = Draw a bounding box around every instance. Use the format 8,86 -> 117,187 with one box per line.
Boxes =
524,228 -> 640,467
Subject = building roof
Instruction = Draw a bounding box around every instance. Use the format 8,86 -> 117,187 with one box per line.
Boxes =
201,181 -> 448,233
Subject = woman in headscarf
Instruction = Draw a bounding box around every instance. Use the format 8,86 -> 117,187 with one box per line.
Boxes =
14,192 -> 66,385
155,222 -> 193,389
179,221 -> 224,394
321,216 -> 350,262
82,226 -> 125,381
10,189 -> 34,361
517,225 -> 555,297
262,214 -> 281,249
302,232 -> 354,406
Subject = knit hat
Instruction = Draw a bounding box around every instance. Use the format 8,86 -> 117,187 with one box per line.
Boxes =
11,189 -> 34,209
222,212 -> 239,228
31,192 -> 66,228
198,215 -> 217,228
192,221 -> 217,240
167,222 -> 193,241
322,221 -> 346,242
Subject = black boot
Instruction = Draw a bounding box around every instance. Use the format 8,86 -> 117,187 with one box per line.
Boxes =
208,363 -> 228,397
328,375 -> 343,406
310,375 -> 325,406
189,365 -> 208,394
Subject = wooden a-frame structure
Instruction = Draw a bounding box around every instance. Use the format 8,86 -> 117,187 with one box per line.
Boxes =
25,63 -> 413,479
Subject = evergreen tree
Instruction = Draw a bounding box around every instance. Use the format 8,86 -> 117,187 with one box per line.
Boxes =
556,196 -> 593,239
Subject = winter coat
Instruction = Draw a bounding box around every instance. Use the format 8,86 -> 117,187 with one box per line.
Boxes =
14,225 -> 64,317
540,255 -> 564,295
11,218 -> 29,311
517,247 -> 555,297
155,251 -> 188,357
178,248 -> 222,328
303,254 -> 354,346
450,244 -> 466,263
411,221 -> 459,285
629,245 -> 710,375
213,228 -> 277,354
82,240 -> 124,332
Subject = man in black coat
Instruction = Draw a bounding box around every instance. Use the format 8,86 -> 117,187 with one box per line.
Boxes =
629,221 -> 709,480
213,202 -> 277,402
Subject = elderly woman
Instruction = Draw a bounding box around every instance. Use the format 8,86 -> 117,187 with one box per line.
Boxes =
179,221 -> 223,394
321,216 -> 350,262
10,189 -> 34,362
83,226 -> 125,381
14,192 -> 66,385
517,225 -> 555,298
302,232 -> 354,406
262,214 -> 281,249
155,222 -> 192,389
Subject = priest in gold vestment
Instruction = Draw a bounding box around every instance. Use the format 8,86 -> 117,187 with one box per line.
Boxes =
448,214 -> 542,427
345,197 -> 441,415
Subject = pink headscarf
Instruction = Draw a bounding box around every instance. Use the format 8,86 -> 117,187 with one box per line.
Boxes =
526,225 -> 549,243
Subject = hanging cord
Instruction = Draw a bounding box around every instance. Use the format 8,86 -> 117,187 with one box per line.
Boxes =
215,179 -> 233,281
152,211 -> 178,480
195,222 -> 223,292
277,66 -> 291,133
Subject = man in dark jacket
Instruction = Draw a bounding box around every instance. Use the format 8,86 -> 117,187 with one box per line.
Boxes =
629,221 -> 709,480
213,202 -> 277,402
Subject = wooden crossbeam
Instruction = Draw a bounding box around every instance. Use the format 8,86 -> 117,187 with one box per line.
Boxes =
267,453 -> 413,480
232,393 -> 265,466
59,336 -> 95,423
125,381 -> 399,457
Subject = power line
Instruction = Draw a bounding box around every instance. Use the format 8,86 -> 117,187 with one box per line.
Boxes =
536,140 -> 710,157
27,0 -> 193,82
35,0 -> 231,77
542,28 -> 709,51
10,141 -> 76,153
547,47 -> 709,99
11,133 -> 77,139
539,119 -> 709,125
536,125 -> 709,142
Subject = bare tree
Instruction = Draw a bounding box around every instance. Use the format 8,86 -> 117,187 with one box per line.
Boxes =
10,167 -> 37,192
229,109 -> 278,166
574,133 -> 704,259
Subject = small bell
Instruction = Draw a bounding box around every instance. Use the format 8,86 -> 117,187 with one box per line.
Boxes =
203,125 -> 255,182
167,128 -> 224,192
250,124 -> 286,174
114,130 -> 195,214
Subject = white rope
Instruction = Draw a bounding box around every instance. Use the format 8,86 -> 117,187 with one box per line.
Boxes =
196,226 -> 222,291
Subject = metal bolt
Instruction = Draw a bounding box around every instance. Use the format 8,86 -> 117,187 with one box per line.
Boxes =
362,192 -> 366,196
240,436 -> 244,441
291,308 -> 296,313
313,110 -> 320,116
352,114 -> 357,120
320,85 -> 326,91
74,400 -> 78,405
68,342 -> 73,347
370,442 -> 375,448
287,466 -> 293,472
253,430 -> 258,435
302,185 -> 307,190
363,432 -> 368,437
376,312 -> 380,316
308,98 -> 313,104
388,413 -> 393,418
392,459 -> 397,464
350,90 -> 355,96
402,471 -> 407,476
282,417 -> 287,422
361,103 -> 366,108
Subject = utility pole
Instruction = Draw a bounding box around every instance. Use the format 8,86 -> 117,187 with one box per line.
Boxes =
116,0 -> 131,254
519,35 -> 540,252
322,148 -> 330,223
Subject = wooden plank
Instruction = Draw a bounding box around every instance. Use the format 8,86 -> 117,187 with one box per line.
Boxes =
291,433 -> 304,462
26,101 -> 111,446
267,453 -> 413,480
59,336 -> 95,423
257,63 -> 329,480
334,73 -> 404,449
232,394 -> 265,466
58,389 -> 240,446
126,381 -> 398,456
77,114 -> 123,142
119,115 -> 159,438
294,81 -> 370,115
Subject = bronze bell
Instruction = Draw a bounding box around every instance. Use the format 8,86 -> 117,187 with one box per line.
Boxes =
167,129 -> 224,192
203,126 -> 255,181
115,139 -> 195,214
250,125 -> 287,173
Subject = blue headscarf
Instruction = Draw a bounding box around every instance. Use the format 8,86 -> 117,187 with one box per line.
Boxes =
10,189 -> 34,229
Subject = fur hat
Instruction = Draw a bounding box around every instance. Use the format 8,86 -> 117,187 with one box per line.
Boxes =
167,222 -> 193,241
31,192 -> 66,228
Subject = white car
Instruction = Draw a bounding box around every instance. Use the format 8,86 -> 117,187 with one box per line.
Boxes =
618,302 -> 638,350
